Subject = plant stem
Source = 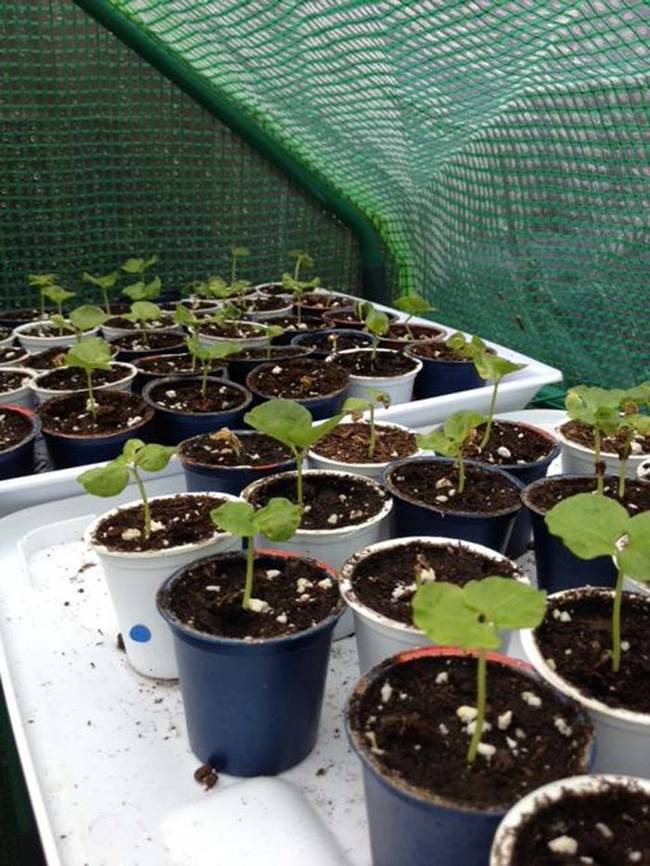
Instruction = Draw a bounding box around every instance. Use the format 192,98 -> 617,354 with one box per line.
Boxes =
479,380 -> 499,450
295,450 -> 304,510
618,430 -> 633,498
139,321 -> 149,348
201,362 -> 208,398
86,368 -> 97,421
296,296 -> 302,325
242,538 -> 254,610
457,455 -> 465,493
372,335 -> 378,363
368,403 -> 377,460
102,288 -> 111,316
132,466 -> 151,540
467,649 -> 487,763
612,567 -> 624,673
594,428 -> 604,495
294,259 -> 300,281
404,313 -> 414,340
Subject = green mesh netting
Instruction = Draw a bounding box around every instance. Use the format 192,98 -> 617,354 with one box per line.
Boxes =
0,0 -> 362,309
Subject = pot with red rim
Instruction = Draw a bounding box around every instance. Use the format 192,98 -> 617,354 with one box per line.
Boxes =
0,404 -> 40,480
383,456 -> 523,553
404,340 -> 485,399
245,358 -> 350,421
346,646 -> 594,866
157,548 -> 343,776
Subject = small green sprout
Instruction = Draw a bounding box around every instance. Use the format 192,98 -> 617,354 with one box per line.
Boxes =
364,305 -> 390,362
264,324 -> 284,359
174,303 -> 203,342
121,255 -> 160,302
210,498 -> 301,610
245,399 -> 343,509
28,273 -> 59,318
445,331 -> 485,360
342,388 -> 390,460
413,577 -> 546,763
416,410 -> 486,494
472,351 -> 526,450
123,301 -> 163,347
282,250 -> 320,324
121,255 -> 158,276
78,439 -> 176,540
64,337 -> 112,421
64,305 -> 108,342
83,270 -> 120,314
185,336 -> 239,397
43,285 -> 77,332
226,246 -> 251,301
394,294 -> 435,339
565,386 -> 628,495
546,493 -> 650,673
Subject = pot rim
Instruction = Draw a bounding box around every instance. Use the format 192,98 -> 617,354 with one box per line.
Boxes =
521,586 -> 650,725
339,535 -> 525,636
29,361 -> 137,397
84,490 -> 241,559
384,455 -> 524,519
322,306 -> 399,325
521,472 -> 623,517
197,319 -> 270,342
403,340 -> 478,365
241,468 -> 394,537
554,425 -> 649,460
177,429 -> 293,473
334,347 -> 422,381
133,353 -> 227,376
431,419 -> 560,471
346,645 -> 593,815
229,344 -> 311,364
0,403 -> 41,454
308,419 -> 418,469
290,328 -> 374,350
0,346 -> 29,366
13,322 -> 98,341
490,773 -> 650,866
245,358 -> 350,402
156,546 -> 343,646
0,366 -> 36,398
379,322 -> 447,342
141,375 -> 253,418
38,388 -> 154,440
111,333 -> 187,353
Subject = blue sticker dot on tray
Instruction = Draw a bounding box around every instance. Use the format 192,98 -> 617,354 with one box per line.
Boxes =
129,624 -> 151,643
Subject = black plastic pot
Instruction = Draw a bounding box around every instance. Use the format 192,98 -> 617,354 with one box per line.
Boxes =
142,376 -> 253,446
0,404 -> 40,480
404,343 -> 484,399
383,456 -> 523,554
521,475 -> 618,593
157,549 -> 342,776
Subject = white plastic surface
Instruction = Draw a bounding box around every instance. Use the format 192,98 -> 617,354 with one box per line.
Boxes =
337,348 -> 422,405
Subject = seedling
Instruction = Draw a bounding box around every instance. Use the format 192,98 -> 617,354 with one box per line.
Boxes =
565,386 -> 628,495
445,331 -> 486,360
417,410 -> 486,493
174,303 -> 203,342
28,273 -> 59,318
617,409 -> 650,497
546,493 -> 650,672
413,577 -> 546,763
472,351 -> 526,450
185,336 -> 239,397
282,250 -> 320,324
77,439 -> 176,540
364,305 -> 390,362
43,285 -> 76,332
245,399 -> 343,509
53,305 -> 108,343
264,324 -> 284,359
64,337 -> 112,421
123,301 -> 163,347
121,255 -> 161,303
82,270 -> 119,314
210,245 -> 253,303
342,388 -> 390,460
210,498 -> 301,610
394,294 -> 435,338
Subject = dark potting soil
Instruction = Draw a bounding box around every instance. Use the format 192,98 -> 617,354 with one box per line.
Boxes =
254,282 -> 286,296
0,346 -> 27,365
407,341 -> 477,362
0,309 -> 41,323
197,321 -> 266,340
229,345 -> 309,363
560,419 -> 650,457
525,476 -> 650,515
161,552 -> 340,640
104,314 -> 177,331
0,327 -> 10,340
381,323 -> 445,343
534,591 -> 650,715
239,295 -> 290,313
111,331 -> 185,353
249,358 -> 349,399
0,370 -> 31,393
268,316 -> 329,335
18,322 -> 75,337
349,540 -> 521,625
248,472 -> 387,531
147,380 -> 247,414
179,430 -> 291,467
300,292 -> 348,312
388,460 -> 521,513
299,331 -> 371,353
39,391 -> 152,436
136,353 -> 225,376
36,363 -> 132,391
0,408 -> 32,450
25,345 -> 115,370
509,782 -> 650,866
336,349 -> 417,377
349,655 -> 592,811
92,494 -> 227,553
312,422 -> 417,464
463,421 -> 555,466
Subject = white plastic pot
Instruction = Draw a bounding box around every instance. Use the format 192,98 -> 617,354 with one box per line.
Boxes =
0,332 -> 16,349
198,320 -> 270,351
242,469 -> 394,640
0,346 -> 29,367
14,322 -> 99,354
490,774 -> 650,866
340,536 -> 525,673
555,426 -> 649,480
85,492 -> 242,679
29,361 -> 137,405
336,348 -> 422,405
307,420 -> 418,482
521,587 -> 650,776
241,296 -> 293,321
0,367 -> 36,408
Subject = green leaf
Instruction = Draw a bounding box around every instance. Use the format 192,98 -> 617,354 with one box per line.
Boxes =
413,583 -> 501,651
416,429 -> 458,457
65,337 -> 112,372
444,409 -> 486,441
416,410 -> 484,455
394,295 -> 433,316
43,285 -> 76,305
122,439 -> 146,463
625,381 -> 650,408
69,304 -> 108,333
211,500 -> 256,538
77,460 -> 129,497
545,493 -> 630,560
82,271 -> 118,290
49,313 -> 68,332
463,577 -> 547,630
186,335 -> 239,362
343,389 -> 390,416
254,497 -> 301,541
125,301 -> 161,324
264,324 -> 284,341
364,306 -> 390,337
134,443 -> 176,473
174,304 -> 198,327
565,385 -> 628,436
122,255 -> 158,275
28,273 -> 58,288
231,246 -> 250,258
244,399 -> 342,451
617,512 -> 650,583
473,351 -> 526,383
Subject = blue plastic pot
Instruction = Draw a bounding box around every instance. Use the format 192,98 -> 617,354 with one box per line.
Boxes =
40,391 -> 155,469
157,549 -> 342,776
245,362 -> 350,421
290,328 -> 374,359
521,475 -> 618,593
346,646 -> 594,866
132,354 -> 226,394
404,343 -> 484,399
0,404 -> 39,479
227,344 -> 311,386
142,376 -> 253,446
383,456 -> 523,554
178,430 -> 295,495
